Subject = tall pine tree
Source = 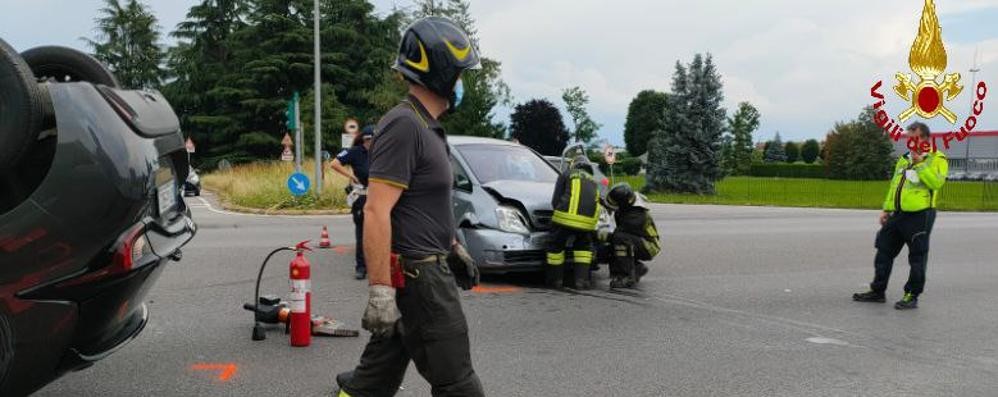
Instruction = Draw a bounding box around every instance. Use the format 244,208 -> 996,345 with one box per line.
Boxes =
764,132 -> 787,163
646,54 -> 725,194
86,0 -> 165,89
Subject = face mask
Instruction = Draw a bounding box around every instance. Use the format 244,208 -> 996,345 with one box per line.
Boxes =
451,78 -> 465,109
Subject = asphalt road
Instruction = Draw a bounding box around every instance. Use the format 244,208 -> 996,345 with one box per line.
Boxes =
38,196 -> 998,396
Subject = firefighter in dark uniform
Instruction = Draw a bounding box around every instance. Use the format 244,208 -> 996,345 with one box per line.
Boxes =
335,17 -> 484,397
603,183 -> 660,289
546,156 -> 601,290
854,122 -> 948,310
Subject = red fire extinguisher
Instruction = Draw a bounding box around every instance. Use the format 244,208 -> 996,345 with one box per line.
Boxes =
289,241 -> 311,347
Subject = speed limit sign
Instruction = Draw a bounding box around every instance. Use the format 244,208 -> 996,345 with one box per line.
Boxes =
603,145 -> 616,165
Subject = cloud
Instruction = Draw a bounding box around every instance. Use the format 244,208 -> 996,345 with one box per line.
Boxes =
5,0 -> 997,146
466,0 -> 998,144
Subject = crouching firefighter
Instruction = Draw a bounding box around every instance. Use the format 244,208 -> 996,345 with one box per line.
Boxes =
603,183 -> 660,289
546,156 -> 601,290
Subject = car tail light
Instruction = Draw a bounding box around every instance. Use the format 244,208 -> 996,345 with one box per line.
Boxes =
112,224 -> 152,274
601,178 -> 610,186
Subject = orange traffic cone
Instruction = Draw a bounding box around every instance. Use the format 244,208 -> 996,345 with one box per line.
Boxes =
319,226 -> 331,249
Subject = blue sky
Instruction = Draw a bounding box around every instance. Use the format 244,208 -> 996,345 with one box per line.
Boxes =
2,0 -> 997,148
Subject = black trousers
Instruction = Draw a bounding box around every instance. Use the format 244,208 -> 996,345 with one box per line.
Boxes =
352,195 -> 367,273
609,231 -> 652,278
871,209 -> 936,296
339,256 -> 484,397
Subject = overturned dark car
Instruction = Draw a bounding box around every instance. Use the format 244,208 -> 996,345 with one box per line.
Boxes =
0,41 -> 195,395
448,137 -> 613,273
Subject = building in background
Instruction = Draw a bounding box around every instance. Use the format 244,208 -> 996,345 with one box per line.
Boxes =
892,131 -> 998,180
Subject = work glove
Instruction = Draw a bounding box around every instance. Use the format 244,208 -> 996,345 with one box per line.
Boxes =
361,285 -> 400,337
448,243 -> 480,290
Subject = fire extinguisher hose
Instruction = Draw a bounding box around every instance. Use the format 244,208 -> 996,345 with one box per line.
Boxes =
252,246 -> 295,340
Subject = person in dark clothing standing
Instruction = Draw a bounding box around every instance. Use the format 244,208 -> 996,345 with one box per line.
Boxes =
854,122 -> 948,310
331,126 -> 374,280
603,183 -> 660,289
335,17 -> 484,397
546,156 -> 601,290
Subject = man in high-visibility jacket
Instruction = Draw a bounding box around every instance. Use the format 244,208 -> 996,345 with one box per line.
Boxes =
547,155 -> 601,290
854,122 -> 948,310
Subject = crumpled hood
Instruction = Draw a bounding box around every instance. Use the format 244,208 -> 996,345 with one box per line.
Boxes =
481,180 -> 555,228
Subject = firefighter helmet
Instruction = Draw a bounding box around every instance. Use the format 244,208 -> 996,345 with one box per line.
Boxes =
394,17 -> 481,109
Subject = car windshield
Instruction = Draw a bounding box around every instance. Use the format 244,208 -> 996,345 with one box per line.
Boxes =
457,144 -> 559,184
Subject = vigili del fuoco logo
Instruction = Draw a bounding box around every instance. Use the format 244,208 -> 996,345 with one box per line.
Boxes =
869,0 -> 988,153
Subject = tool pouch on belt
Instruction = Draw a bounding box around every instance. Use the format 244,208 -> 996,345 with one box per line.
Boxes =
390,253 -> 405,289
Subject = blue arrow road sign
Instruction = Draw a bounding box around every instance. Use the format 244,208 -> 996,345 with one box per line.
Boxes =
287,172 -> 311,196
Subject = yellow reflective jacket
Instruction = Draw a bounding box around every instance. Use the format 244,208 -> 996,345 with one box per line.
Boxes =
551,170 -> 601,231
883,151 -> 948,212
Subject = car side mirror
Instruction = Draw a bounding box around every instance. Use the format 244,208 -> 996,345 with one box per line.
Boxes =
454,173 -> 472,191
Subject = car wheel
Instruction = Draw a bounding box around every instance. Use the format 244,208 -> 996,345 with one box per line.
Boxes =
20,46 -> 120,87
195,188 -> 201,196
0,38 -> 45,172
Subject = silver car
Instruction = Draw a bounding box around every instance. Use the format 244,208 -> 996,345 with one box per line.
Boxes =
448,137 -> 612,273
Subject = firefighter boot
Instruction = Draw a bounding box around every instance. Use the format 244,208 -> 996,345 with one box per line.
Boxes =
572,264 -> 592,290
545,265 -> 563,288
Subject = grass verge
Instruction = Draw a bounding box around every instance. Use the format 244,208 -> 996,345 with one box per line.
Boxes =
203,161 -> 350,213
615,176 -> 998,212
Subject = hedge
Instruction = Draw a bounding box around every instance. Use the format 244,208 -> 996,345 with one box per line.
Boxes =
748,163 -> 826,179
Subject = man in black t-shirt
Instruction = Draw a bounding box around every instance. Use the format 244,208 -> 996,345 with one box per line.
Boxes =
335,17 -> 484,397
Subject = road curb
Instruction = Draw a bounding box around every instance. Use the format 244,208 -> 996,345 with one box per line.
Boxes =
205,190 -> 351,216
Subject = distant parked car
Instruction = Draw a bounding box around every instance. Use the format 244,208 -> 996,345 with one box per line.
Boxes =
0,41 -> 196,395
949,171 -> 966,181
543,154 -> 612,197
983,173 -> 998,182
449,138 -> 613,273
184,166 -> 201,196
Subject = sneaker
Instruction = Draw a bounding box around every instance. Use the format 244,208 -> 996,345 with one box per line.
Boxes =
894,293 -> 918,310
852,290 -> 886,303
354,270 -> 367,280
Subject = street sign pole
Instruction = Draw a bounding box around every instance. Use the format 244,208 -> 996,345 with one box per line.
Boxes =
313,0 -> 323,195
294,91 -> 302,173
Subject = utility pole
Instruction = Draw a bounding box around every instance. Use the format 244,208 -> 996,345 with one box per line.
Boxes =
313,0 -> 322,195
967,47 -> 980,172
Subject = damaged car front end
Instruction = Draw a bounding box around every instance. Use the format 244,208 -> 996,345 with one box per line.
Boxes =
449,137 -> 612,273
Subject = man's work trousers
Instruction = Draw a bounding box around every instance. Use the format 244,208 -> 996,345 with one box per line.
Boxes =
609,231 -> 653,280
871,209 -> 937,297
351,195 -> 367,273
338,256 -> 484,397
